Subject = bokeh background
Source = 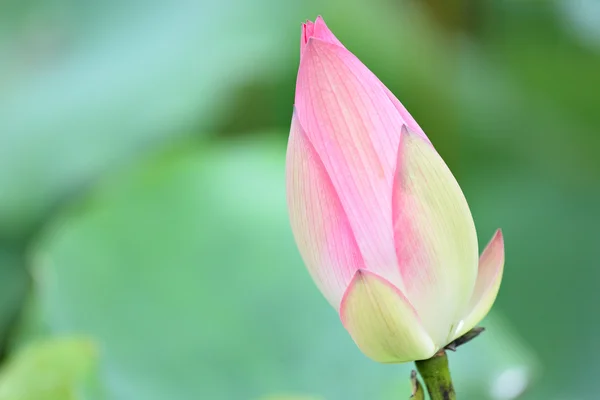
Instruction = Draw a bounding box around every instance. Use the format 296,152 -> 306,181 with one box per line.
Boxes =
1,0 -> 599,399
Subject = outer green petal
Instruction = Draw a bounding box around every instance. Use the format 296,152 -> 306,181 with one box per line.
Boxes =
392,127 -> 479,346
340,270 -> 436,363
454,229 -> 505,339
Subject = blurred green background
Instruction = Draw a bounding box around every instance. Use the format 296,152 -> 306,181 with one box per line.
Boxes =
1,0 -> 599,399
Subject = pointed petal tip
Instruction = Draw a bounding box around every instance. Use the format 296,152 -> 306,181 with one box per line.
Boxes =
300,20 -> 315,53
340,270 -> 403,311
493,228 -> 504,244
490,228 -> 505,259
312,15 -> 328,31
299,15 -> 344,58
340,270 -> 400,321
452,229 -> 505,339
352,268 -> 368,279
483,228 -> 505,264
339,268 -> 369,315
400,123 -> 431,144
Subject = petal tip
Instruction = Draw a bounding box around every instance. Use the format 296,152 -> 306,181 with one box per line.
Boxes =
485,228 -> 505,262
401,124 -> 409,136
400,123 -> 431,145
339,268 -> 369,315
299,15 -> 344,57
452,229 -> 505,339
494,228 -> 504,244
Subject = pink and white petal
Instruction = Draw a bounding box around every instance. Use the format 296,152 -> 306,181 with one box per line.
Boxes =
453,230 -> 505,339
392,127 -> 478,347
286,113 -> 365,308
295,38 -> 406,286
340,270 -> 436,363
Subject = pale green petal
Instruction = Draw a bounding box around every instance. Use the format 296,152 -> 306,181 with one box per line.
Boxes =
392,127 -> 479,346
453,230 -> 505,339
340,270 -> 436,363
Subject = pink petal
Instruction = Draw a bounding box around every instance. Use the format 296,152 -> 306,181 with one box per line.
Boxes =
392,126 -> 479,346
340,269 -> 436,363
286,112 -> 365,307
300,16 -> 345,59
294,37 -> 410,286
454,229 -> 505,338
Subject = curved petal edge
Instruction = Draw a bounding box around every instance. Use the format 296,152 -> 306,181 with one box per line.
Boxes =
286,112 -> 365,307
392,126 -> 479,346
454,229 -> 505,339
340,269 -> 436,363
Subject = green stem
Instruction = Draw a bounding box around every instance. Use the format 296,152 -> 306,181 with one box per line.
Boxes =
415,350 -> 456,400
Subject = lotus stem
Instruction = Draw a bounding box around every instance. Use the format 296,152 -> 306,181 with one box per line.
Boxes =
414,350 -> 456,400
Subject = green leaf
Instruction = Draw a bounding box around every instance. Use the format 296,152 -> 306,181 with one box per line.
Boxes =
0,249 -> 28,350
28,139 -> 539,400
0,337 -> 97,400
0,0 -> 306,238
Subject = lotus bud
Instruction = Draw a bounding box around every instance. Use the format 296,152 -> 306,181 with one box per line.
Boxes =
286,16 -> 504,363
